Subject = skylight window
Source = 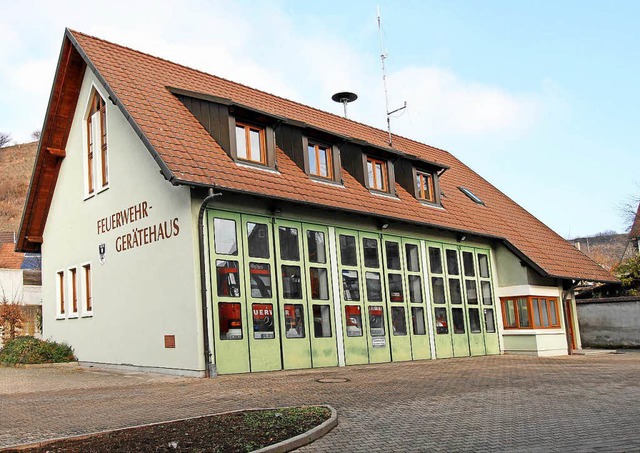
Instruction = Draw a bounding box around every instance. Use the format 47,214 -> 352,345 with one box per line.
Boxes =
459,187 -> 484,205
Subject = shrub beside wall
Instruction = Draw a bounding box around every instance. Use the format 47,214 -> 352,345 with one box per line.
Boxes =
0,336 -> 76,365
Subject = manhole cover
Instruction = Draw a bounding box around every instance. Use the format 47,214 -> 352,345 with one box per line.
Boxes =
315,378 -> 350,383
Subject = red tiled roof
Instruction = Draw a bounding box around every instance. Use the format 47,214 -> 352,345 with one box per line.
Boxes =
19,29 -> 616,283
0,232 -> 16,244
0,243 -> 24,269
629,204 -> 640,240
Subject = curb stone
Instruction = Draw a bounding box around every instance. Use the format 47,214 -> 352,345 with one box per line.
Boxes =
0,405 -> 337,452
254,406 -> 338,452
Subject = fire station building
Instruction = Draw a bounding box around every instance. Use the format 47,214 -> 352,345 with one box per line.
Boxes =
17,30 -> 615,377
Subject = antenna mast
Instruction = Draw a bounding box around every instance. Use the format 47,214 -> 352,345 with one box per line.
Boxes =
377,7 -> 406,147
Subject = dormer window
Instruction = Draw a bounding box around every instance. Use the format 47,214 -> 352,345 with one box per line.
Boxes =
366,157 -> 388,192
86,89 -> 108,196
416,171 -> 435,203
235,122 -> 266,164
308,143 -> 333,179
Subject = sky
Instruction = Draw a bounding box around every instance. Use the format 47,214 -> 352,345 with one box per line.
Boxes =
1,0 -> 639,238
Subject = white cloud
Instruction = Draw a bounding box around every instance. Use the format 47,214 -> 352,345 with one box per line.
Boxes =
0,0 -> 548,145
389,66 -> 541,139
5,57 -> 57,96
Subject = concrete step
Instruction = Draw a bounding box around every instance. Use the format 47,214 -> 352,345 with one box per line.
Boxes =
572,348 -> 617,355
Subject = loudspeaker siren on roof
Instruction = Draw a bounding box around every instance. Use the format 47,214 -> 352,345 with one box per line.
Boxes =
332,91 -> 358,118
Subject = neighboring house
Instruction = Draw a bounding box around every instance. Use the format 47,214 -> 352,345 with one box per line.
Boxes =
17,29 -> 615,377
0,235 -> 42,343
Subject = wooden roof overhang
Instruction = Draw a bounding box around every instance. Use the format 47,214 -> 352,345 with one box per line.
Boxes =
17,30 -> 175,253
16,36 -> 86,253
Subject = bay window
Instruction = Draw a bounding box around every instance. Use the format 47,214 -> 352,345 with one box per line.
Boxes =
501,296 -> 561,329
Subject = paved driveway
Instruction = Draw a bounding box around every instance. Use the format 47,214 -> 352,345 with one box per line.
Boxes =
1,353 -> 640,452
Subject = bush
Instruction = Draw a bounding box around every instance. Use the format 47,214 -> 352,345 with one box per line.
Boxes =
0,336 -> 76,365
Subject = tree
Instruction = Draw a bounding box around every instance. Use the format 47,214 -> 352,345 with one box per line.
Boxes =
0,302 -> 24,342
0,132 -> 11,148
614,254 -> 640,294
0,285 -> 24,342
618,187 -> 640,232
31,129 -> 41,141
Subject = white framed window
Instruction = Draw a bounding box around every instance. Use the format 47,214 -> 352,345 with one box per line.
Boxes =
68,266 -> 79,318
84,87 -> 109,198
56,270 -> 66,319
81,262 -> 93,317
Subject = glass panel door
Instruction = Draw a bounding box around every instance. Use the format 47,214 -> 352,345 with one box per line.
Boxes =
382,235 -> 412,362
241,214 -> 281,372
336,228 -> 369,365
476,249 -> 500,354
359,231 -> 391,364
302,224 -> 338,368
426,243 -> 454,359
275,219 -> 312,370
209,211 -> 250,374
403,238 -> 431,360
444,246 -> 470,357
461,247 -> 485,356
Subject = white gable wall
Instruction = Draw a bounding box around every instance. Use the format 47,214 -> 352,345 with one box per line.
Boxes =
41,68 -> 203,375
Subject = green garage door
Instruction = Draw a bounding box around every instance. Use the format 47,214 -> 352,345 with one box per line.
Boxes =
302,224 -> 339,368
382,235 -> 412,362
476,250 -> 500,354
209,212 -> 282,374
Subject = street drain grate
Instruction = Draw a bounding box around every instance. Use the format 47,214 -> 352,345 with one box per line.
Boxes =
315,378 -> 350,383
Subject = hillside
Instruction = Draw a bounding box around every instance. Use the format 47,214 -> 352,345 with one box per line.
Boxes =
0,141 -> 38,234
569,233 -> 634,272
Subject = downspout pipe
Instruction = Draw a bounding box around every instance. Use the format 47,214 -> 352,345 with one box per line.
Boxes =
198,188 -> 222,377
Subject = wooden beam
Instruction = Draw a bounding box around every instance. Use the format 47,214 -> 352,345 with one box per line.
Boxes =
47,147 -> 66,158
26,236 -> 43,244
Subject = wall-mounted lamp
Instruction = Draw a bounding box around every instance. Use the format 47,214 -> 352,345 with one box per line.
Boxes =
381,223 -> 389,230
271,207 -> 282,215
457,234 -> 467,242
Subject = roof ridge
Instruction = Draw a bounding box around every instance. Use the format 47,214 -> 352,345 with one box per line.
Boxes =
68,29 -> 454,160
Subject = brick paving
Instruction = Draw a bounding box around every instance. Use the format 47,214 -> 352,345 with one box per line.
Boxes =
1,354 -> 640,452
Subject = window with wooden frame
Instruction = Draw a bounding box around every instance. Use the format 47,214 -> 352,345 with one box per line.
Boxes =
86,90 -> 108,195
69,267 -> 78,316
307,143 -> 333,179
500,296 -> 561,329
366,156 -> 388,192
56,270 -> 65,318
235,122 -> 266,164
416,171 -> 435,203
82,263 -> 93,315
